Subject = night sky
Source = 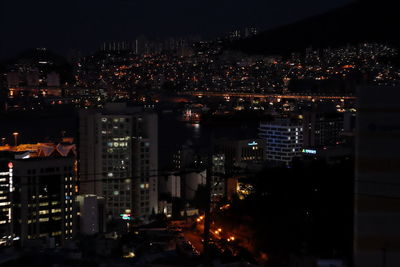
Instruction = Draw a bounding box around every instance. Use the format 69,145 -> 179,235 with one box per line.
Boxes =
0,0 -> 352,59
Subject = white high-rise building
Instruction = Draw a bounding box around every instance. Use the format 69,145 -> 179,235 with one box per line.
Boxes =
259,118 -> 303,166
79,103 -> 158,222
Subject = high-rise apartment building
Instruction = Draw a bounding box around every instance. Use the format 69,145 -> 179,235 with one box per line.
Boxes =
79,103 -> 158,222
259,118 -> 303,166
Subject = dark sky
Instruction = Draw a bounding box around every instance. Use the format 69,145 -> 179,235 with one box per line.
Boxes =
0,0 -> 352,59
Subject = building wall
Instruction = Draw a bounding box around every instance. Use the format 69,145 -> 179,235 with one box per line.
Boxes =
302,111 -> 344,148
0,161 -> 13,246
354,86 -> 400,267
216,139 -> 265,172
12,157 -> 76,247
79,104 -> 158,221
159,174 -> 181,198
76,195 -> 105,235
211,154 -> 225,198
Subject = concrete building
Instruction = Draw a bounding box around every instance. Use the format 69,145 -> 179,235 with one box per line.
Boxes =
259,118 -> 303,166
183,171 -> 206,201
354,86 -> 400,267
76,195 -> 105,235
211,154 -> 225,200
216,139 -> 265,172
172,144 -> 196,171
0,142 -> 77,247
79,103 -> 158,222
159,174 -> 181,198
302,111 -> 344,148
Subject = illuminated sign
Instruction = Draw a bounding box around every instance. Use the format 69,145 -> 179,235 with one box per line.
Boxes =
8,162 -> 13,192
248,141 -> 258,146
120,213 -> 132,220
302,149 -> 317,154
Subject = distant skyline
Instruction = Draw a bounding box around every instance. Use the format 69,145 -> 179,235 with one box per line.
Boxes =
0,0 -> 352,59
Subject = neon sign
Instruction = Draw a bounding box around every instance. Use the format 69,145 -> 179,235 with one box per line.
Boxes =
248,141 -> 258,146
302,149 -> 317,154
120,213 -> 132,220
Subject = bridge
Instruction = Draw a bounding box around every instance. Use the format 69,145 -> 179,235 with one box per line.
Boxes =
178,91 -> 356,100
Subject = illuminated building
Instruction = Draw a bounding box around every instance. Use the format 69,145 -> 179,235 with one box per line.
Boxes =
211,154 -> 225,199
259,118 -> 303,166
79,103 -> 158,222
216,139 -> 265,173
172,145 -> 196,171
0,141 -> 77,247
0,161 -> 13,246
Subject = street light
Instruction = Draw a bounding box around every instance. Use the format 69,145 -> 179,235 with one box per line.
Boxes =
12,132 -> 19,146
1,138 -> 5,146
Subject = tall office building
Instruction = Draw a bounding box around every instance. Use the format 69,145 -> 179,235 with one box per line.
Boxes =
354,86 -> 400,267
259,118 -> 303,166
0,142 -> 77,247
302,111 -> 344,148
79,103 -> 158,222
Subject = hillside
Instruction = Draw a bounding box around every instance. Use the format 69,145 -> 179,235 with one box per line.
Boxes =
231,0 -> 399,55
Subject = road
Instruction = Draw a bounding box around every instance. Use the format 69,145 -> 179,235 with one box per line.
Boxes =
183,230 -> 203,254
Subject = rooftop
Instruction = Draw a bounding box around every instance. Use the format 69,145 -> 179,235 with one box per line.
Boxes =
0,142 -> 76,159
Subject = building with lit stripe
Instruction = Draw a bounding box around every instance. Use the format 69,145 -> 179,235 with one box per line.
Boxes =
0,142 -> 77,247
259,118 -> 303,166
0,161 -> 13,246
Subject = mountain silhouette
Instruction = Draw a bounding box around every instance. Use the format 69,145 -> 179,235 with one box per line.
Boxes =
231,0 -> 399,55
